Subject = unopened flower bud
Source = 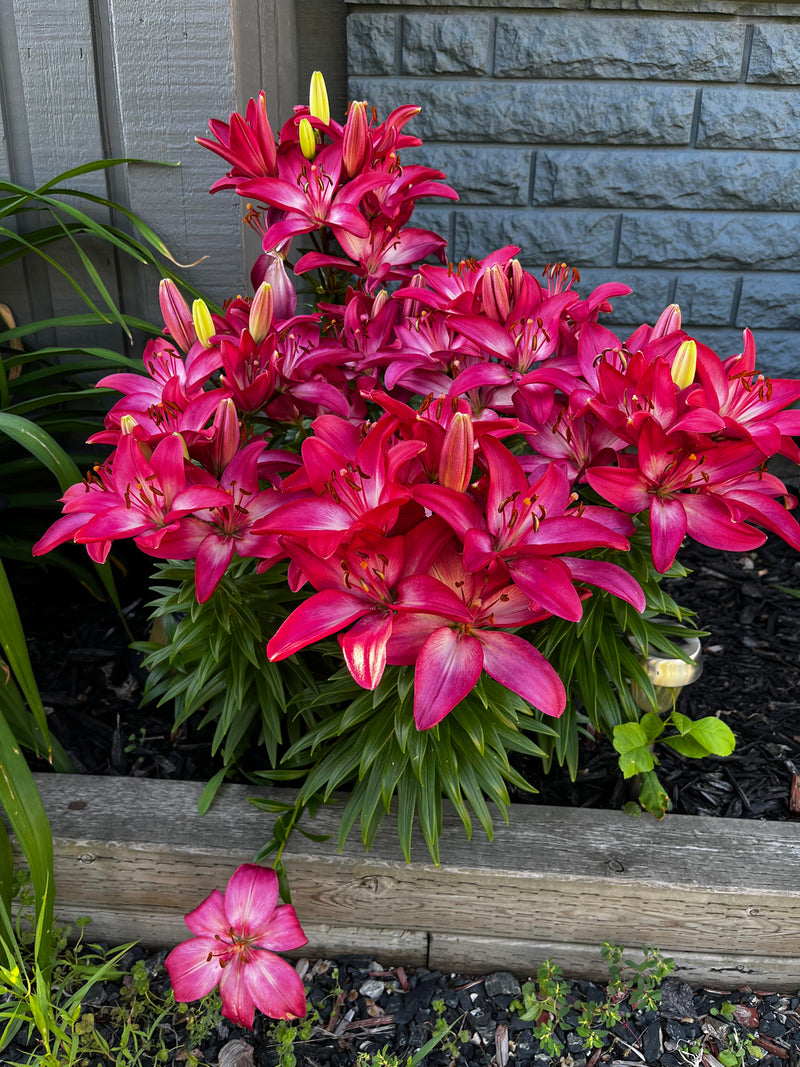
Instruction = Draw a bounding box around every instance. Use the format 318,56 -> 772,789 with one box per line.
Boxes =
252,250 -> 297,320
671,339 -> 697,389
192,299 -> 215,349
309,71 -> 330,126
298,117 -> 317,161
209,398 -> 240,475
652,303 -> 681,339
482,265 -> 511,323
159,278 -> 195,352
119,414 -> 138,435
438,412 -> 474,493
249,282 -> 274,344
342,101 -> 368,178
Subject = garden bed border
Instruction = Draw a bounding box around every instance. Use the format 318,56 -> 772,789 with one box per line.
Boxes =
23,774 -> 800,990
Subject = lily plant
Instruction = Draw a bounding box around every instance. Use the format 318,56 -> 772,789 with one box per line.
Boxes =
32,73 -> 800,1024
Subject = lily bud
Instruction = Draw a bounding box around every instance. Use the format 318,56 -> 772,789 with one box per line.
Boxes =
192,298 -> 215,349
159,279 -> 195,352
482,265 -> 511,323
249,282 -> 274,344
309,70 -> 330,126
298,117 -> 317,160
252,250 -> 297,320
119,414 -> 138,435
671,339 -> 697,390
342,101 -> 368,178
438,412 -> 474,493
652,303 -> 682,339
209,398 -> 240,475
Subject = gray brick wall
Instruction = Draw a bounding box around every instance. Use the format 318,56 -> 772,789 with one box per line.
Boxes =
347,0 -> 800,377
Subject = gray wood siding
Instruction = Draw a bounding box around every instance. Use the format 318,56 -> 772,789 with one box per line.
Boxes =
0,0 -> 346,341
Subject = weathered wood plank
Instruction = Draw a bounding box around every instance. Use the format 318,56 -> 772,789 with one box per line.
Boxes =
55,904 -> 429,966
107,0 -> 247,319
429,934 -> 800,990
25,774 -> 800,989
13,0 -> 106,193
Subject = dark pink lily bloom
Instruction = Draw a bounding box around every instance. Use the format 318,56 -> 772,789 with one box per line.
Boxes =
295,224 -> 448,291
32,434 -> 230,563
586,419 -> 769,572
239,144 -> 391,248
89,339 -> 229,448
196,92 -> 279,193
256,415 -> 425,557
219,330 -> 278,414
690,329 -> 800,459
155,442 -> 284,602
267,522 -> 452,689
415,436 -> 644,622
388,546 -> 564,729
166,864 -> 307,1027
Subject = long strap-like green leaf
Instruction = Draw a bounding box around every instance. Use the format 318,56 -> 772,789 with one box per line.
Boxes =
0,709 -> 54,976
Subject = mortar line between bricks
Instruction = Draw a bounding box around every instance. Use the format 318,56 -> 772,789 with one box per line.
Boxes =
730,277 -> 744,327
612,215 -> 623,266
690,87 -> 703,148
395,13 -> 403,74
527,151 -> 537,207
489,15 -> 498,78
740,23 -> 755,82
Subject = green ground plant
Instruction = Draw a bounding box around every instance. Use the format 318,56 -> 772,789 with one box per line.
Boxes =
509,943 -> 675,1059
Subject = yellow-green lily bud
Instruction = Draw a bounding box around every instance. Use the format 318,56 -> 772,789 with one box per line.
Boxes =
192,298 -> 215,349
309,70 -> 330,126
298,117 -> 317,161
249,282 -> 274,344
119,414 -> 138,436
671,339 -> 697,389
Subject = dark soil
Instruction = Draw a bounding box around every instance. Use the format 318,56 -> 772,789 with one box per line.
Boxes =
6,948 -> 800,1067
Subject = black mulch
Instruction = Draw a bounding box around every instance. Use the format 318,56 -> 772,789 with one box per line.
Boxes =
6,526 -> 800,1066
6,950 -> 800,1066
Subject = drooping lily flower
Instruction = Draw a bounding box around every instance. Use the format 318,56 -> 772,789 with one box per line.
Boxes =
388,545 -> 565,729
165,864 -> 307,1027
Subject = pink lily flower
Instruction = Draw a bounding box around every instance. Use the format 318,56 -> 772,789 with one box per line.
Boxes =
239,144 -> 391,248
586,419 -> 769,571
155,441 -> 285,602
690,329 -> 800,459
196,92 -> 279,193
388,546 -> 564,729
256,415 -> 425,557
32,434 -> 230,563
267,521 -> 452,689
166,864 -> 307,1027
414,436 -> 644,621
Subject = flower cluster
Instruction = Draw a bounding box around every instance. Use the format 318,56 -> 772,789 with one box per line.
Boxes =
34,72 -> 800,1026
35,76 -> 800,736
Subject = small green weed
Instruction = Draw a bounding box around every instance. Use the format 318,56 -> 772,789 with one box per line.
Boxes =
509,943 -> 675,1058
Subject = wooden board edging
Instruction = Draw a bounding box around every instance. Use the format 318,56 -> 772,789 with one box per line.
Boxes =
21,774 -> 800,991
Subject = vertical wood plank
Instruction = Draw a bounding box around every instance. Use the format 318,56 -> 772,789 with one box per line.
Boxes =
10,0 -> 123,348
107,0 -> 246,320
13,0 -> 106,196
